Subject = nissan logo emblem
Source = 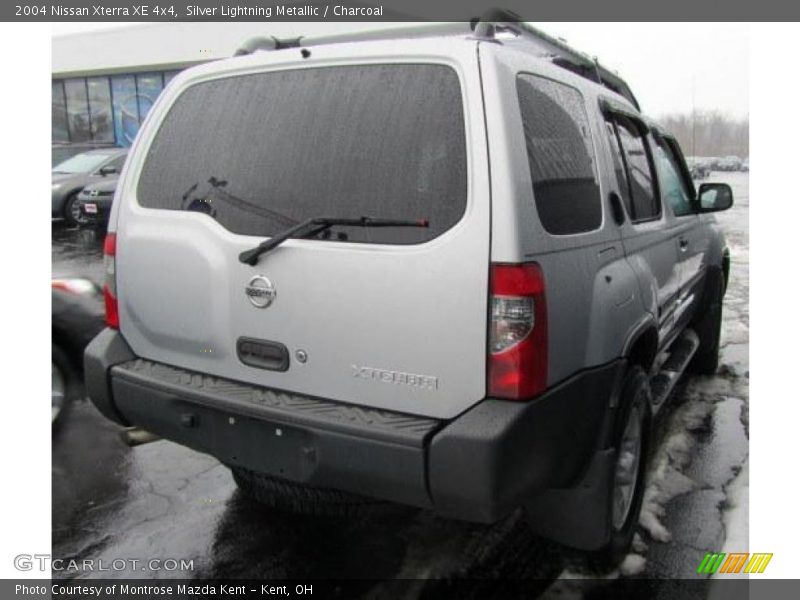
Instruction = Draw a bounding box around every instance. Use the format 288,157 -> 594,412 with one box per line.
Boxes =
245,275 -> 276,308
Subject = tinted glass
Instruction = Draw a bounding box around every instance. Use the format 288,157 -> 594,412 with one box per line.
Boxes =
654,135 -> 694,217
614,116 -> 659,221
138,65 -> 467,244
87,77 -> 114,143
605,120 -> 630,210
64,79 -> 91,142
52,81 -> 69,142
517,74 -> 601,235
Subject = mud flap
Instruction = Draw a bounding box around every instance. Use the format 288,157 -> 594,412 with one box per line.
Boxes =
523,448 -> 615,551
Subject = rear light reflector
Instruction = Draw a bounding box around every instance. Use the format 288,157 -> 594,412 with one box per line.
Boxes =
488,263 -> 547,400
103,233 -> 119,329
51,278 -> 97,296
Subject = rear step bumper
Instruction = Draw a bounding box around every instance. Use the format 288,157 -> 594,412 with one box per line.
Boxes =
85,328 -> 625,533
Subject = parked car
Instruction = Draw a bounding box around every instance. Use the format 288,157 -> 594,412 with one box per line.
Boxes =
52,149 -> 128,226
685,156 -> 710,180
52,277 -> 105,427
716,155 -> 742,172
52,142 -> 117,168
78,176 -> 119,228
85,15 -> 733,565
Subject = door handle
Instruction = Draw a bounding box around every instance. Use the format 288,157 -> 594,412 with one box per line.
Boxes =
679,238 -> 689,252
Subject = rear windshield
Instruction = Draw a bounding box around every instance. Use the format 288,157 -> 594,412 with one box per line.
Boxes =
137,64 -> 467,244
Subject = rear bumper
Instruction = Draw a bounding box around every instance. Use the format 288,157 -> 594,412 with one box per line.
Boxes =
85,329 -> 624,545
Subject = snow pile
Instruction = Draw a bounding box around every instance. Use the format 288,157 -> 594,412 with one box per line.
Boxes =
638,388 -> 717,542
717,457 -> 749,568
618,552 -> 647,576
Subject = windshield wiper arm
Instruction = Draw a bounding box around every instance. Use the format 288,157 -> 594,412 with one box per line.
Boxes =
239,216 -> 429,266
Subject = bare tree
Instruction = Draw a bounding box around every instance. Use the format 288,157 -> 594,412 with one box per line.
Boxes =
658,111 -> 749,158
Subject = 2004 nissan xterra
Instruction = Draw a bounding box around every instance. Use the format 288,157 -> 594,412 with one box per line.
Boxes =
85,14 -> 733,563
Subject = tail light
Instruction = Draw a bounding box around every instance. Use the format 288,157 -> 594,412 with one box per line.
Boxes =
103,233 -> 119,329
488,263 -> 547,400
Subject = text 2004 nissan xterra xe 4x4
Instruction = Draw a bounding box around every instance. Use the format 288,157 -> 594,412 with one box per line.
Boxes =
85,16 -> 733,563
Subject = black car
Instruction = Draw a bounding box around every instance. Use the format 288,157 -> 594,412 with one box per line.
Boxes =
52,278 -> 105,427
78,176 -> 119,227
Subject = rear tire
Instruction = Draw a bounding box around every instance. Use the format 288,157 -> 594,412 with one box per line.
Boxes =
689,271 -> 725,375
52,344 -> 79,431
592,366 -> 650,568
231,467 -> 386,517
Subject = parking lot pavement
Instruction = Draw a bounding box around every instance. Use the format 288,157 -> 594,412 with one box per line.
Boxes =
52,173 -> 748,593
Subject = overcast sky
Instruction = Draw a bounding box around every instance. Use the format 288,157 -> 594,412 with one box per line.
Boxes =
545,23 -> 749,118
52,22 -> 749,118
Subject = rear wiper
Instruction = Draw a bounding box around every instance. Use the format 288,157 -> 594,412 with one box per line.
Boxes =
239,216 -> 429,266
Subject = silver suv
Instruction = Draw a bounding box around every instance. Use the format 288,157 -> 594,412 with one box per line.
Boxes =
85,15 -> 732,563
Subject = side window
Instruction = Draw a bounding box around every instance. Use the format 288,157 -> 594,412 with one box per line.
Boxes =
604,120 -> 630,210
96,155 -> 126,174
653,135 -> 694,217
516,74 -> 602,235
109,155 -> 127,171
613,115 -> 660,222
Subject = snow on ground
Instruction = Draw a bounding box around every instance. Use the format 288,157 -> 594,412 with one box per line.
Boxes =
638,390 -> 716,543
717,457 -> 749,563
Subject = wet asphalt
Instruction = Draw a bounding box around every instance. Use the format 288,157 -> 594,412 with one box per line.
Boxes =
51,173 -> 749,594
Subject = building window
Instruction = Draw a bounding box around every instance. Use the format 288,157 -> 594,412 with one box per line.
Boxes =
163,70 -> 181,86
64,79 -> 91,142
54,70 -> 182,147
87,77 -> 114,143
111,75 -> 138,146
52,81 -> 69,142
136,72 -> 164,122
516,73 -> 602,235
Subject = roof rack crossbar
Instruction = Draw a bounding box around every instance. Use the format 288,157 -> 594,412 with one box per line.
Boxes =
233,23 -> 471,58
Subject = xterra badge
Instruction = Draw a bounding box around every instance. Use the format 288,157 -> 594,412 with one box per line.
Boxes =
352,365 -> 438,391
245,275 -> 276,308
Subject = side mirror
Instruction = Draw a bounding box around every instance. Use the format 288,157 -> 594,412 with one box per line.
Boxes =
99,165 -> 117,177
698,183 -> 733,213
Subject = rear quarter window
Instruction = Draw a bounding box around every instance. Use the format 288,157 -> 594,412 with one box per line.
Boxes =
136,64 -> 467,245
516,73 -> 602,235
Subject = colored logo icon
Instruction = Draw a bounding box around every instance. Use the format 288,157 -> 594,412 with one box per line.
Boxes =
697,552 -> 773,574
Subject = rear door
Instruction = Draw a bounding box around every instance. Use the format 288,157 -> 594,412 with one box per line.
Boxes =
604,113 -> 683,344
114,45 -> 491,420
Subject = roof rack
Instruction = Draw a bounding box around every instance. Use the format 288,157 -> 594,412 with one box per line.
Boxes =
232,11 -> 640,111
233,36 -> 304,56
471,8 -> 640,110
233,23 -> 470,57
